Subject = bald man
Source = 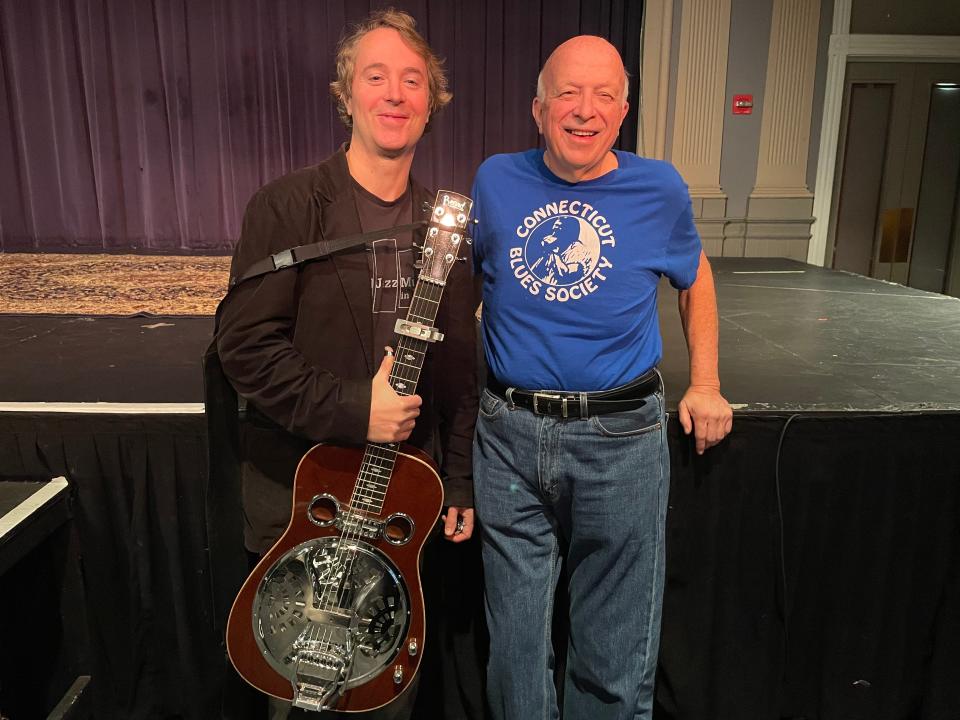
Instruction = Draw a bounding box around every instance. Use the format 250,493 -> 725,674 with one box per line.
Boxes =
470,36 -> 732,719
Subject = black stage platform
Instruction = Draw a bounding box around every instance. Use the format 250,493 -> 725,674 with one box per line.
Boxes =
1,258 -> 958,720
3,257 -> 958,411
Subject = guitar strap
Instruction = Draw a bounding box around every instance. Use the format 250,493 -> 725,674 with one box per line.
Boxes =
206,214 -> 434,499
228,220 -> 429,290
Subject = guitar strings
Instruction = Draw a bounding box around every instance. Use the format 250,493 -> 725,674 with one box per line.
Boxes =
323,259 -> 433,555
337,283 -> 436,547
312,283 -> 437,653
326,279 -> 437,612
308,211 -> 462,663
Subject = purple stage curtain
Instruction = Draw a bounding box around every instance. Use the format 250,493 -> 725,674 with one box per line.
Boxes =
0,0 -> 643,253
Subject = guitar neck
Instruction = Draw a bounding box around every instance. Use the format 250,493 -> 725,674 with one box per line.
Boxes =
388,278 -> 443,399
349,278 -> 446,516
347,189 -> 471,518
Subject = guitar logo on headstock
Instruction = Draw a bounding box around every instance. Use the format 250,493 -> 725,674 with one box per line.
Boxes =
419,191 -> 473,283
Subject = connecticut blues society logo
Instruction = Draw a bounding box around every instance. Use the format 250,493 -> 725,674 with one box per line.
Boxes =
510,200 -> 616,302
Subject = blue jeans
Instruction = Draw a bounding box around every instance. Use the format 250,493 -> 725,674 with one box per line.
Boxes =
473,380 -> 669,720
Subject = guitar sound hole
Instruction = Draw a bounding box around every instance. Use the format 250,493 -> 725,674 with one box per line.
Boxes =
308,494 -> 339,527
383,513 -> 414,546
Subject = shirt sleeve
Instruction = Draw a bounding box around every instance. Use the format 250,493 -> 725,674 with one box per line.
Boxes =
663,194 -> 702,291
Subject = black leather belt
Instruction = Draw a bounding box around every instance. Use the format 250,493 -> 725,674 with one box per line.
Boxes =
486,369 -> 661,419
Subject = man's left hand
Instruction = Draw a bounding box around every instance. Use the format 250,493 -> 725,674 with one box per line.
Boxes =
442,506 -> 474,543
678,386 -> 733,455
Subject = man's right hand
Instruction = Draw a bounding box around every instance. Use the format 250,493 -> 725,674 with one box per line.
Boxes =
367,350 -> 422,443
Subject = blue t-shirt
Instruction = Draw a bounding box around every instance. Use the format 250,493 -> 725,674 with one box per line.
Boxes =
472,149 -> 701,391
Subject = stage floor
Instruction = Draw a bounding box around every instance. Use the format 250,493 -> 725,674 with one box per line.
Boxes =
0,314 -> 212,406
660,257 -> 960,412
1,257 -> 959,412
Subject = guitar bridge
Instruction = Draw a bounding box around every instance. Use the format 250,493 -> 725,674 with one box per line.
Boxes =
290,629 -> 354,711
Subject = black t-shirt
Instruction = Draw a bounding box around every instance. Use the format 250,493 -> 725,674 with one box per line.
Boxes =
352,180 -> 417,364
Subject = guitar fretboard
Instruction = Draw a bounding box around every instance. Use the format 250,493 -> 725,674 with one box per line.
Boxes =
349,278 -> 445,515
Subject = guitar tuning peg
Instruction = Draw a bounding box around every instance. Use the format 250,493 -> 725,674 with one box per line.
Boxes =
421,202 -> 433,213
455,256 -> 467,263
463,236 -> 473,246
471,218 -> 479,225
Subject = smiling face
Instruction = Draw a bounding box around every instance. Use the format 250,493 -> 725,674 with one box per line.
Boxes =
345,27 -> 430,160
533,36 -> 629,183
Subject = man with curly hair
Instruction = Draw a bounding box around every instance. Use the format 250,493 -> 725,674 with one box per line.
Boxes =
215,9 -> 478,719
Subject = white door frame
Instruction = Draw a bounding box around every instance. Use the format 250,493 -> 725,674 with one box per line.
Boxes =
807,0 -> 960,265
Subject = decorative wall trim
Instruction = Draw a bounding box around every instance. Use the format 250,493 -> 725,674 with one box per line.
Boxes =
693,216 -> 815,261
752,0 -> 820,197
639,0 -> 673,159
670,0 -> 732,196
847,34 -> 960,59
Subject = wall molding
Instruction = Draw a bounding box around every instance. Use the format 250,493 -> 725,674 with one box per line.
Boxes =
670,0 -> 732,196
752,0 -> 821,198
639,0 -> 673,159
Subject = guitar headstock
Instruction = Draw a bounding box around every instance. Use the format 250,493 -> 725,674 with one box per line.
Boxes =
420,190 -> 473,283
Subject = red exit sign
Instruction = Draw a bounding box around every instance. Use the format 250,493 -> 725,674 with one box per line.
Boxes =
732,94 -> 753,115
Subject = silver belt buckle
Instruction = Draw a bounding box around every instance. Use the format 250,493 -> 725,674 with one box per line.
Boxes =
532,392 -> 567,417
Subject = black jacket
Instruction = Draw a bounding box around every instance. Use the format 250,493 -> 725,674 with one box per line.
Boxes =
212,146 -> 478,552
